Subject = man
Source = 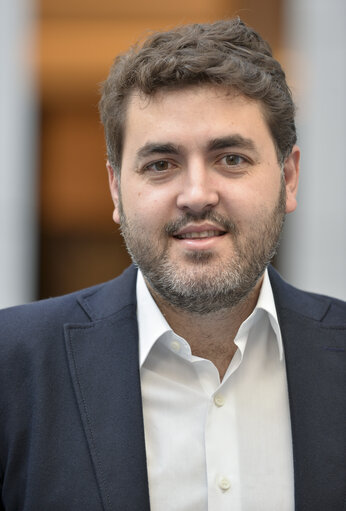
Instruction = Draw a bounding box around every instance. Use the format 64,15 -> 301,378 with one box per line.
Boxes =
0,18 -> 345,511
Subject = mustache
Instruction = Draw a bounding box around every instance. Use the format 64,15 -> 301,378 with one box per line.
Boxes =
165,211 -> 239,236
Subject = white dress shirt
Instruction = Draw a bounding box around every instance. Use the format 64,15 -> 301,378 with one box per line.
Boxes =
137,269 -> 294,511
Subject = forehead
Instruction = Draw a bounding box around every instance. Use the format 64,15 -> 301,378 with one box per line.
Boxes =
122,85 -> 274,153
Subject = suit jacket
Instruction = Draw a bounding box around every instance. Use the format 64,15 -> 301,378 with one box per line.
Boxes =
0,265 -> 345,510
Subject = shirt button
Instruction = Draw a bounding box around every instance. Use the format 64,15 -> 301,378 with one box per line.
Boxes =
170,340 -> 181,353
214,394 -> 225,407
218,476 -> 231,491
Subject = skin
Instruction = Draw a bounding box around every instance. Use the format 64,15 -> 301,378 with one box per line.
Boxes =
107,85 -> 300,379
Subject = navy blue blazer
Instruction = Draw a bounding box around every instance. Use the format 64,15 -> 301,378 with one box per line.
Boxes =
0,265 -> 345,510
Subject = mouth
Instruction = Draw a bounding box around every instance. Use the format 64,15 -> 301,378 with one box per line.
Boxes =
174,230 -> 226,240
172,221 -> 228,245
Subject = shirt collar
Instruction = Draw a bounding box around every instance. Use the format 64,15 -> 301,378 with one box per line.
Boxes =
136,267 -> 283,368
252,268 -> 284,360
137,270 -> 172,367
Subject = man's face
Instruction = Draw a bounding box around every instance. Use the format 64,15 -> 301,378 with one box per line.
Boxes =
108,85 -> 299,313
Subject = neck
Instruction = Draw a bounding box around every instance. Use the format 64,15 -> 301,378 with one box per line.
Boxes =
146,276 -> 263,380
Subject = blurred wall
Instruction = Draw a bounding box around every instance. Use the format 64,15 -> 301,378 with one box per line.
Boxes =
3,0 -> 283,306
0,0 -> 38,308
279,0 -> 346,300
7,1 -> 341,305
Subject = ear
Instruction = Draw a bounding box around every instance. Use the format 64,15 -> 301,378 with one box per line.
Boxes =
283,145 -> 300,214
106,161 -> 121,224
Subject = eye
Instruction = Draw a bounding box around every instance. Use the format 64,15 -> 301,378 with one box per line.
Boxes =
222,154 -> 246,166
215,153 -> 251,173
144,160 -> 175,172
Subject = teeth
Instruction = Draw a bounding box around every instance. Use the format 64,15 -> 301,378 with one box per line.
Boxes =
177,230 -> 223,239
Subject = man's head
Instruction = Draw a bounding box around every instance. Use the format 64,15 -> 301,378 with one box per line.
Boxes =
99,18 -> 296,173
100,19 -> 300,314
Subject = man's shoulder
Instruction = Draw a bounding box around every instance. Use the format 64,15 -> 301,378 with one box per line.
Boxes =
268,265 -> 346,327
0,265 -> 138,341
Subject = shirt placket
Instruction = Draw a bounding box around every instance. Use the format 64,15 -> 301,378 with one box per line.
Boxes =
205,376 -> 242,511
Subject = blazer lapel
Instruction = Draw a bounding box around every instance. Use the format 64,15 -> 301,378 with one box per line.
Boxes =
64,267 -> 150,511
269,267 -> 346,510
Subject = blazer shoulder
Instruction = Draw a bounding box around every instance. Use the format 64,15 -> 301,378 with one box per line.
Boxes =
0,265 -> 138,351
0,284 -> 93,331
294,288 -> 346,326
268,265 -> 346,327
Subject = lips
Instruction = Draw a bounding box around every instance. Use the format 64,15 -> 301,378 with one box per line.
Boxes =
175,230 -> 225,239
172,223 -> 227,240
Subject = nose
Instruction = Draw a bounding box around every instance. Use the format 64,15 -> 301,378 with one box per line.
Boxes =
176,163 -> 219,213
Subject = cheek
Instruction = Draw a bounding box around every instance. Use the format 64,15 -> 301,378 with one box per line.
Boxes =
123,184 -> 175,219
221,185 -> 258,217
224,181 -> 280,222
121,196 -> 165,230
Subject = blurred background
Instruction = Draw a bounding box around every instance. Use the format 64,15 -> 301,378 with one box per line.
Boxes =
1,0 -> 345,308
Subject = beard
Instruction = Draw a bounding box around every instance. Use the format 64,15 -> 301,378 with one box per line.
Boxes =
118,178 -> 286,314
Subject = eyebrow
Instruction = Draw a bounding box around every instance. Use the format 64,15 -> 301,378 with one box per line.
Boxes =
135,135 -> 259,162
207,135 -> 259,156
136,143 -> 180,161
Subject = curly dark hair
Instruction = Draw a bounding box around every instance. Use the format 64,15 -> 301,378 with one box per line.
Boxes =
99,18 -> 296,172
